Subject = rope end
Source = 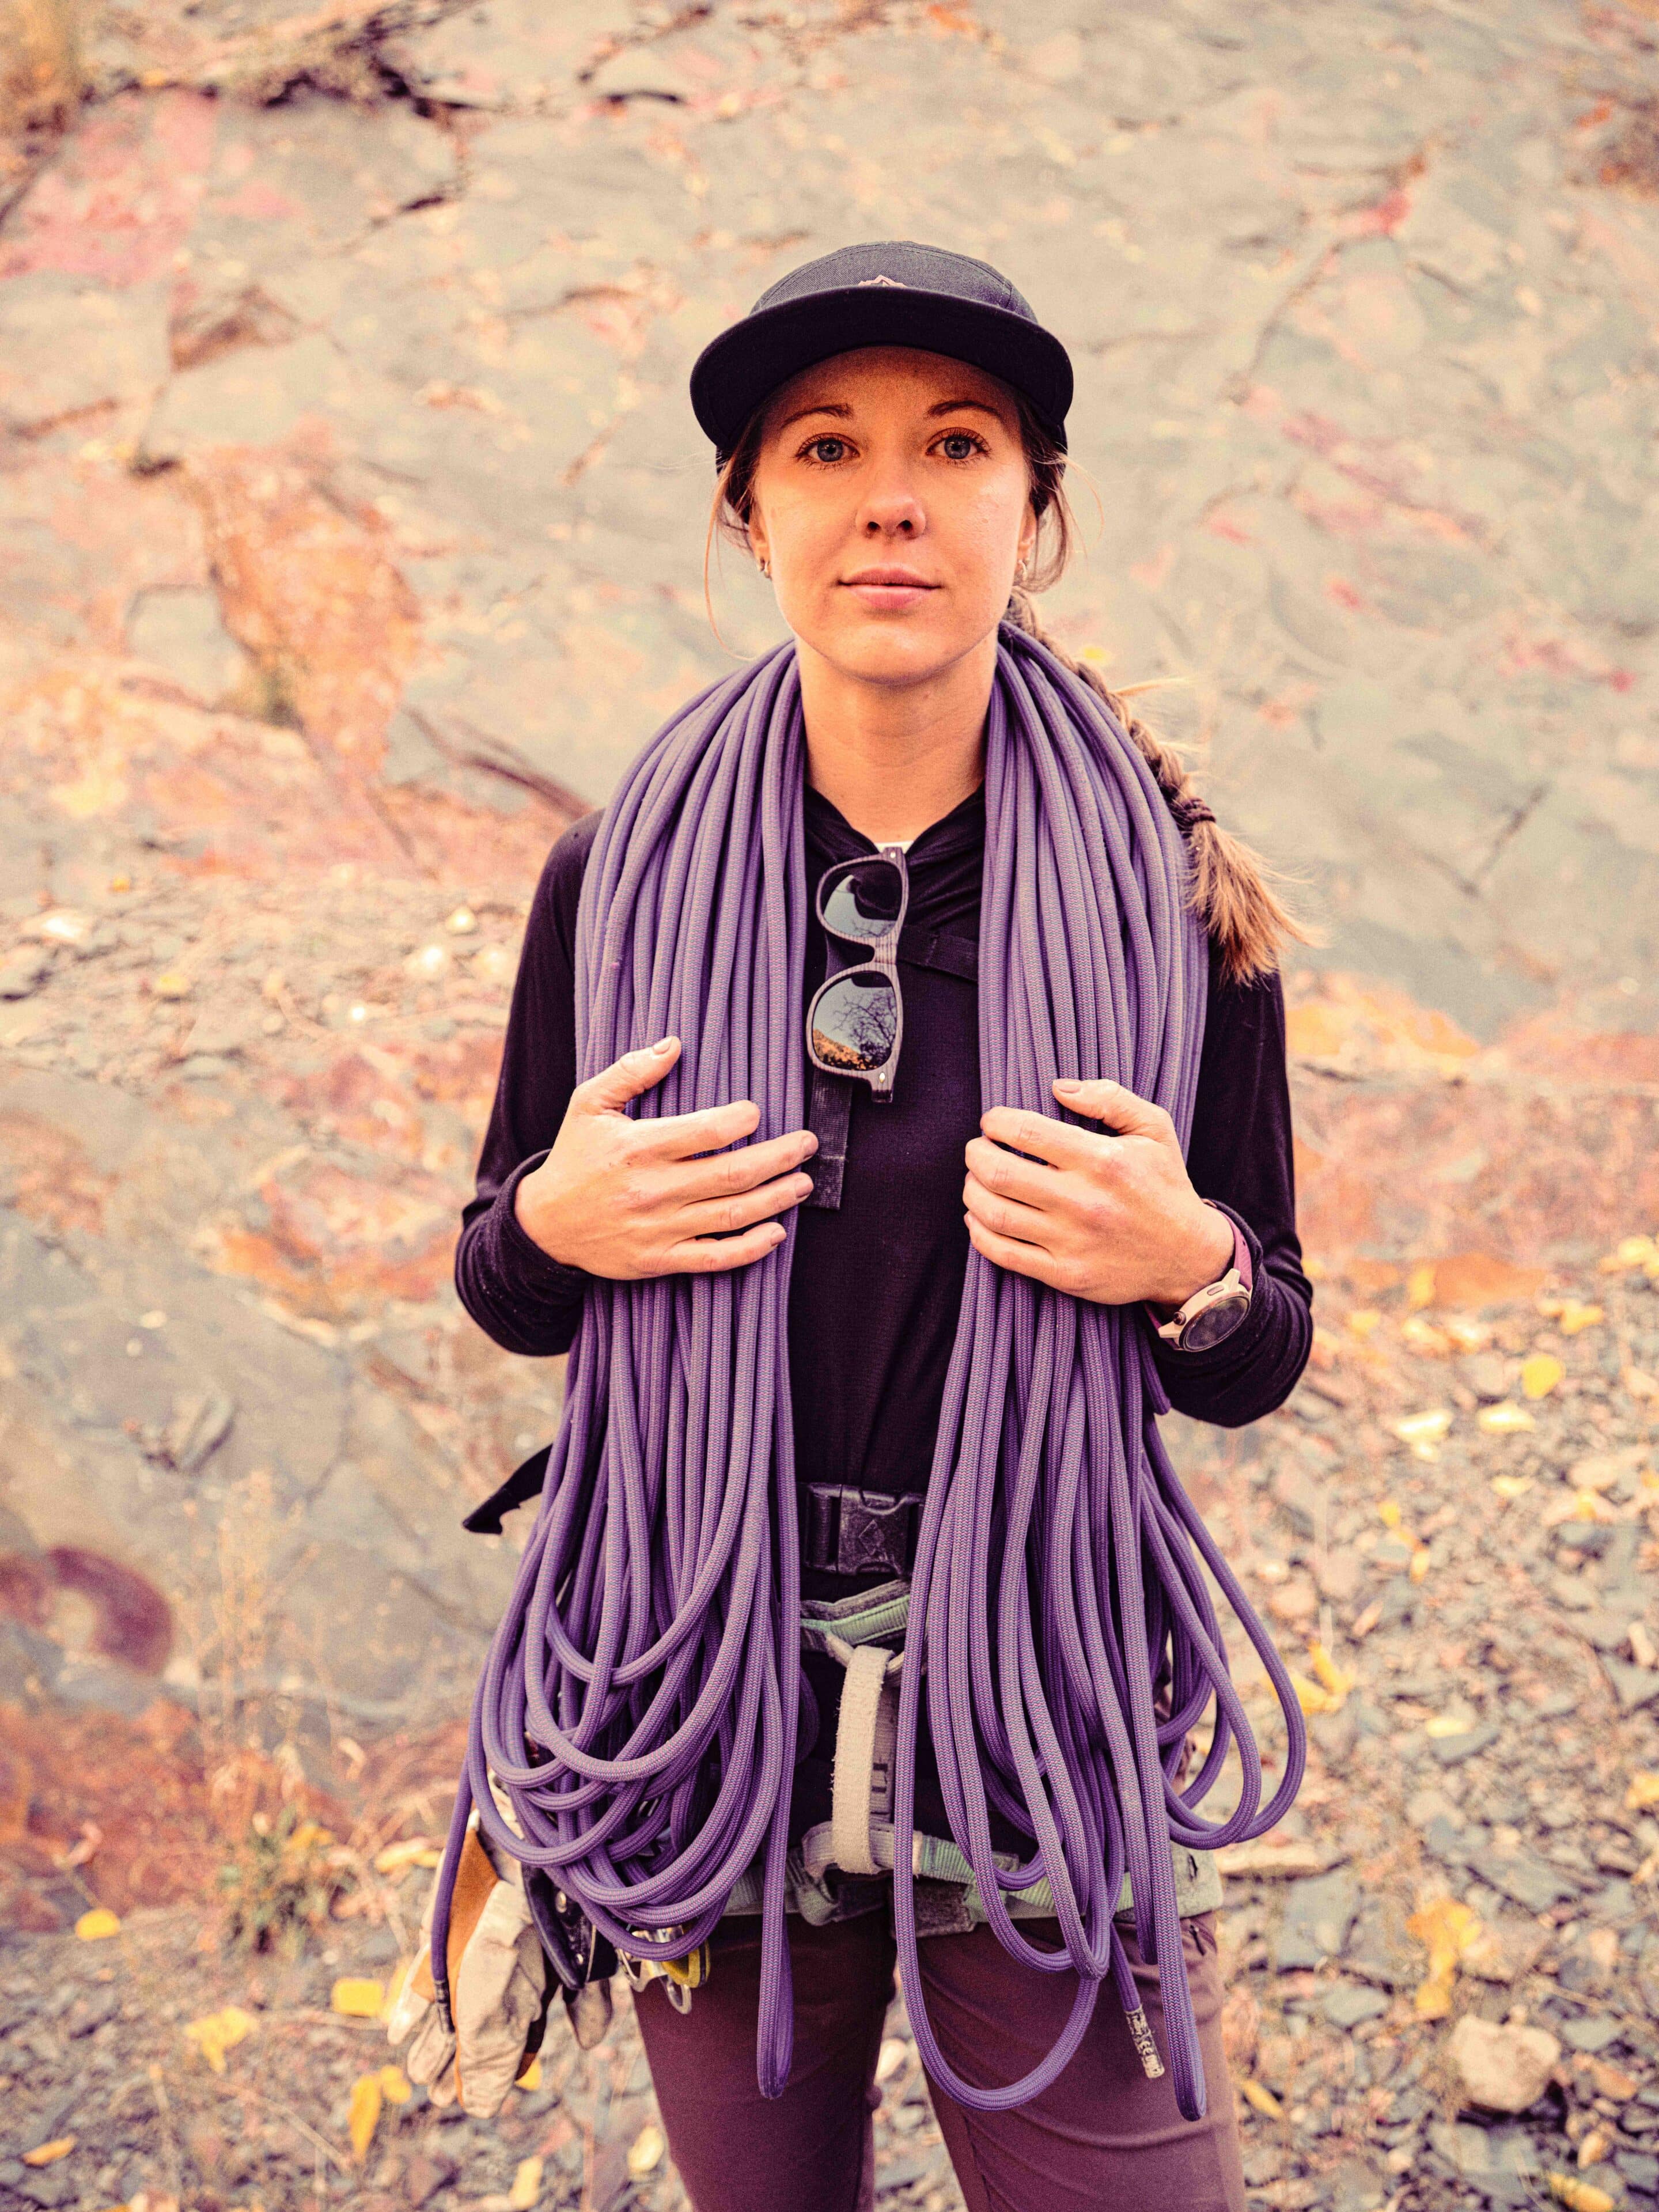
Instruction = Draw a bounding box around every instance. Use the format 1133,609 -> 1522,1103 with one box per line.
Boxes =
1122,2003 -> 1166,2080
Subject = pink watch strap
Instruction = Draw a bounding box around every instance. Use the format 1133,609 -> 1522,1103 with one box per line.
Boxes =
1206,1202 -> 1253,1293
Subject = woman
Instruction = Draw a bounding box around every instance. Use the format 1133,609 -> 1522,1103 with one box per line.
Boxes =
445,241 -> 1312,2212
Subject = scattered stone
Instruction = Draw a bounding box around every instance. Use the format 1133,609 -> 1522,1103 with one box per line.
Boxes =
1430,1721 -> 1502,1767
1328,2155 -> 1388,2212
1316,1548 -> 1365,1604
1604,1659 -> 1659,1712
1274,1871 -> 1359,1971
1446,2015 -> 1562,2113
1559,2014 -> 1624,2055
0,949 -> 50,1001
1323,1982 -> 1391,2029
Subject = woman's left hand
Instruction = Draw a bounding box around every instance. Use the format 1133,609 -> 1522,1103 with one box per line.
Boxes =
963,1078 -> 1235,1310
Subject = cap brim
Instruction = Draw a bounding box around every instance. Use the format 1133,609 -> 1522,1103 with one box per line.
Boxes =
690,286 -> 1072,462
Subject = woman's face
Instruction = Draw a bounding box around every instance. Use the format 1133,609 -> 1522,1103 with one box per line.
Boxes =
745,346 -> 1039,689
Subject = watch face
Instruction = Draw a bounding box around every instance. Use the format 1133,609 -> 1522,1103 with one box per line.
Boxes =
1181,1289 -> 1251,1351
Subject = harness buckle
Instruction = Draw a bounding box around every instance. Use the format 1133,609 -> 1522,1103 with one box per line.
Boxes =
805,1484 -> 925,1576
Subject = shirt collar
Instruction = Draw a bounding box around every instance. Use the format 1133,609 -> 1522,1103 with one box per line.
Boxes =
802,779 -> 986,865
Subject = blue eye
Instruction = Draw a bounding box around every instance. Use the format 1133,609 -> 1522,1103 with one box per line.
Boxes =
941,433 -> 980,460
806,436 -> 849,463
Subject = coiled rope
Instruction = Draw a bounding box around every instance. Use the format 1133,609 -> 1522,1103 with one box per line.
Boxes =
438,622 -> 1305,2119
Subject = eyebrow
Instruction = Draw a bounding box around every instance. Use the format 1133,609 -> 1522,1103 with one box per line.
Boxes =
774,396 -> 1010,433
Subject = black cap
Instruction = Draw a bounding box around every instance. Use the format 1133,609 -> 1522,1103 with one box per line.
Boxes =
689,239 -> 1073,467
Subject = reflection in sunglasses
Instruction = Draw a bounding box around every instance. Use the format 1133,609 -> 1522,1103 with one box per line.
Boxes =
810,971 -> 899,1073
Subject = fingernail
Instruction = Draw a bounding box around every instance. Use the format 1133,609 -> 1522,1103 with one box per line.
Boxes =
800,1133 -> 819,1155
652,1036 -> 677,1055
1054,1078 -> 1082,1093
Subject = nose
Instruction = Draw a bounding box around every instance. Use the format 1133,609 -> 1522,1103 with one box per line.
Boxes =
854,469 -> 925,542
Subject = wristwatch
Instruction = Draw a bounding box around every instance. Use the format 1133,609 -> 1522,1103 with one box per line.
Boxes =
1152,1206 -> 1253,1352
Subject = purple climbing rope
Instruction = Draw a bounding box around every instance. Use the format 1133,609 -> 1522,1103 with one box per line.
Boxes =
447,621 -> 1305,2119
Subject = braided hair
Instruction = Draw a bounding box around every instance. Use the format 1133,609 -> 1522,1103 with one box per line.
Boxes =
1001,585 -> 1304,986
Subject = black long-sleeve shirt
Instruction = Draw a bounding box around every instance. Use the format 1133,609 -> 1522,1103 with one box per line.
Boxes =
459,778 -> 1310,1459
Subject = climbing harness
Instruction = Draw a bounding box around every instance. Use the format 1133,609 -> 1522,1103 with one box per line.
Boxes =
434,624 -> 1306,2119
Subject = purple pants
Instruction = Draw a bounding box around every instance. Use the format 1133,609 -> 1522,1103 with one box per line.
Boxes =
632,1907 -> 1246,2212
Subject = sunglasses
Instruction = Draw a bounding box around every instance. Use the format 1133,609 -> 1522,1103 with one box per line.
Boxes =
806,847 -> 907,1101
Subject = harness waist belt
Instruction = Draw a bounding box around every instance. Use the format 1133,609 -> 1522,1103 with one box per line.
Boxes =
805,1484 -> 926,1577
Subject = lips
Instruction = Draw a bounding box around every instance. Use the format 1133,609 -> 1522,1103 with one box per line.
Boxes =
842,567 -> 939,608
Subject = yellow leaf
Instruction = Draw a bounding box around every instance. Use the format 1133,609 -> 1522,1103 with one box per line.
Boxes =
1443,1315 -> 1490,1351
510,2153 -> 546,2206
1392,1408 -> 1452,1445
1344,1309 -> 1382,1339
1413,1976 -> 1452,2020
331,1978 -> 386,2018
74,1907 -> 120,1941
627,2124 -> 665,2179
1406,1896 -> 1483,1994
516,2052 -> 542,2092
1479,1403 -> 1534,1434
1425,1714 -> 1474,1738
1490,1474 -> 1533,1500
1308,1642 -> 1353,1703
1401,1316 -> 1453,1357
347,2071 -> 382,2162
378,2064 -> 412,2104
1409,1547 -> 1432,1583
1407,1263 -> 1437,1309
1626,1773 -> 1659,1812
22,2138 -> 74,2166
373,1838 -> 438,1876
185,2006 -> 255,2074
1600,1234 -> 1659,1273
1291,1672 -> 1339,1717
151,970 -> 192,1001
1550,2175 -> 1616,2212
1377,1499 -> 1403,1529
1558,1302 -> 1603,1336
511,2158 -> 548,2212
1240,2078 -> 1283,2119
1521,1354 -> 1564,1399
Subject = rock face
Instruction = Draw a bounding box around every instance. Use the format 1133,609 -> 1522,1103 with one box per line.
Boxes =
1446,2015 -> 1562,2115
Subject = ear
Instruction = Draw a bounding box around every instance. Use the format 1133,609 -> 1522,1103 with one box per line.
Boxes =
1017,505 -> 1039,574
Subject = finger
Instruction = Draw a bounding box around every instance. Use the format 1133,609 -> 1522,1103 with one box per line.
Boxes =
978,1104 -> 1100,1171
1052,1077 -> 1175,1143
965,1210 -> 1066,1290
631,1096 -> 767,1158
679,1169 -> 815,1239
965,1134 -> 1088,1213
673,1126 -> 818,1200
963,1169 -> 1056,1249
573,1036 -> 681,1115
662,1221 -> 790,1274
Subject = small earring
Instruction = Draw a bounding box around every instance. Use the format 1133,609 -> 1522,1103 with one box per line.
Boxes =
758,559 -> 770,577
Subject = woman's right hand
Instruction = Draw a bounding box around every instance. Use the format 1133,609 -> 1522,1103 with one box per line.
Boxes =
513,1036 -> 818,1279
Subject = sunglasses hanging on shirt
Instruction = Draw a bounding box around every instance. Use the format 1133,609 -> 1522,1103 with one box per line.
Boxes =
806,847 -> 908,1100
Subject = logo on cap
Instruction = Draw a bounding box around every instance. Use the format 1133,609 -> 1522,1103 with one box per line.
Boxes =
855,275 -> 906,287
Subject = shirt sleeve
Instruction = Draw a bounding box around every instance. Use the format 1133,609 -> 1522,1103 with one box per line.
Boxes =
1150,942 -> 1314,1427
453,813 -> 600,1357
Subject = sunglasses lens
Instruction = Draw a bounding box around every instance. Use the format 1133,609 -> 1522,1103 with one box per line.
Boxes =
810,972 -> 898,1073
820,859 -> 903,944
